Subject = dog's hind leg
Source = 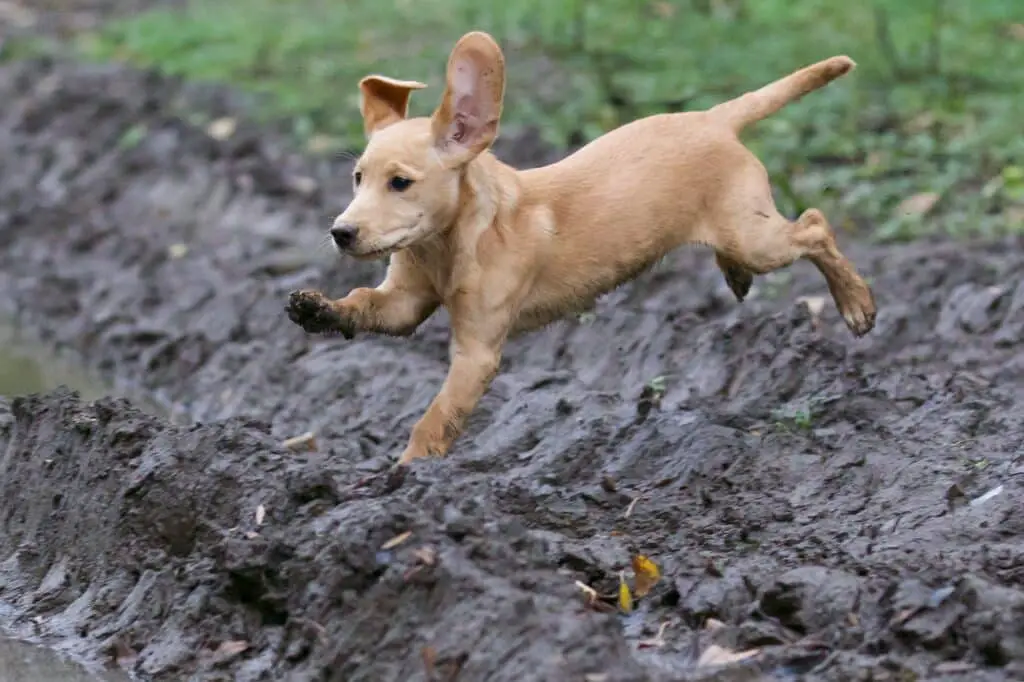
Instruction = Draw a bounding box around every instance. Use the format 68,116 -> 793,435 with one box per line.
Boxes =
711,170 -> 876,336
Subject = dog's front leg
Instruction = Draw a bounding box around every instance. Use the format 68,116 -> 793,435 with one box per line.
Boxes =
397,307 -> 511,465
286,259 -> 439,338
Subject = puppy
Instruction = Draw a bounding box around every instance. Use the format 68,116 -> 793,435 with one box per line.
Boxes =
287,31 -> 876,465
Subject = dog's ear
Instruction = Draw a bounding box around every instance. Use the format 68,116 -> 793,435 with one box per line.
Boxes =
430,31 -> 506,168
359,75 -> 427,137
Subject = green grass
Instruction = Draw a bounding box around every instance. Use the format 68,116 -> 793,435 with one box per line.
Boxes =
66,0 -> 1024,241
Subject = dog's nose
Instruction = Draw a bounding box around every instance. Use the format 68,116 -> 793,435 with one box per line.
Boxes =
330,223 -> 359,250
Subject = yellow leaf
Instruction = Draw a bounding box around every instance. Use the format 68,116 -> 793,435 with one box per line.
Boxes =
618,571 -> 633,613
381,530 -> 412,550
631,554 -> 661,598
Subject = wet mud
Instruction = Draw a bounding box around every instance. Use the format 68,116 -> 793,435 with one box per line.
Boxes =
0,57 -> 1023,681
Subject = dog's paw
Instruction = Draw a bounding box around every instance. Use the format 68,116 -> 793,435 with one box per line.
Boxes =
837,282 -> 877,338
285,289 -> 354,338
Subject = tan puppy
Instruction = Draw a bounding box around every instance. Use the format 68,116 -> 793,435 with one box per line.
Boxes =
287,31 -> 876,465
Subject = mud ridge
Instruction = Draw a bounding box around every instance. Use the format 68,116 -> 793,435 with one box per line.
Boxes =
0,57 -> 1023,681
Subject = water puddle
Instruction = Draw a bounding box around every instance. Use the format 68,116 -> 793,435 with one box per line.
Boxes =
0,320 -> 176,421
0,321 -> 167,681
0,637 -> 130,681
0,323 -> 111,401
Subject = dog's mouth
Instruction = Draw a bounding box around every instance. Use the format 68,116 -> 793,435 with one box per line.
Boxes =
347,222 -> 426,260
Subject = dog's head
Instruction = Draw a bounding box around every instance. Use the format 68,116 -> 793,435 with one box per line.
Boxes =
330,31 -> 506,259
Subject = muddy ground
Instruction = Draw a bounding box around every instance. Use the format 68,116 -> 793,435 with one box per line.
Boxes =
0,54 -> 1023,682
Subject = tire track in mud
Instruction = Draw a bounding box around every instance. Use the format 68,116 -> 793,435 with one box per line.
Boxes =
0,59 -> 1023,681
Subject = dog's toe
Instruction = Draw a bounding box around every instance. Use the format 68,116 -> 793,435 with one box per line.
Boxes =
838,287 -> 877,337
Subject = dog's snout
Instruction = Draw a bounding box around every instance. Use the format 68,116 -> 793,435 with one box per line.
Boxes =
330,223 -> 359,250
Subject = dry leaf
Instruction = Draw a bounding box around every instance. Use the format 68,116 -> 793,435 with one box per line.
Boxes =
168,243 -> 188,259
575,580 -> 599,604
630,554 -> 661,598
244,531 -> 259,540
206,117 -> 237,141
255,504 -> 266,527
584,675 -> 609,682
413,546 -> 437,566
282,432 -> 317,452
214,640 -> 249,657
895,192 -> 940,217
703,617 -> 726,631
381,530 -> 413,550
1008,23 -> 1024,40
618,571 -> 633,613
696,644 -> 760,668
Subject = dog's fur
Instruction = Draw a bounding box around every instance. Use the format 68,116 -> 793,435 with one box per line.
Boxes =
286,31 -> 877,465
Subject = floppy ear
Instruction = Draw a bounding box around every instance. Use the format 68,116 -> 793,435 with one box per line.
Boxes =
430,31 -> 506,168
359,75 -> 427,137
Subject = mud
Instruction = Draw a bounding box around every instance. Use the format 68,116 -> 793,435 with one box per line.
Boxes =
0,56 -> 1023,682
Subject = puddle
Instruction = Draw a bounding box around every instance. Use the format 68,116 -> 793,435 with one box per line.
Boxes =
0,637 -> 130,681
0,322 -> 113,401
0,320 -> 179,421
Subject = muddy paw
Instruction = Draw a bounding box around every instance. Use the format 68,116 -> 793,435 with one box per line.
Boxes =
285,290 -> 354,338
838,283 -> 877,337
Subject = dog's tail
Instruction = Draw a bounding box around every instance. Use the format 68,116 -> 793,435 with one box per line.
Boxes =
709,56 -> 855,133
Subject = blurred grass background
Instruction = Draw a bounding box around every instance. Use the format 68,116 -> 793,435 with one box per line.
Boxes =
18,0 -> 1024,241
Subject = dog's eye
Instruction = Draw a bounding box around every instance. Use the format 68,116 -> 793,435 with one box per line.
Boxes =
353,171 -> 363,187
389,176 -> 413,192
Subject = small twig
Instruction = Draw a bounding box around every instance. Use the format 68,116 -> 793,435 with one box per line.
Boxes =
623,495 -> 642,518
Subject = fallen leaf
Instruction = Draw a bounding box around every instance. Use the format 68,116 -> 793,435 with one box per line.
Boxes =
584,674 -> 609,682
255,504 -> 266,527
575,580 -> 599,604
381,530 -> 413,550
206,117 -> 237,141
412,546 -> 437,566
214,640 -> 249,657
618,571 -> 633,613
244,531 -> 259,540
895,192 -> 940,217
282,432 -> 317,452
1008,23 -> 1024,40
167,243 -> 188,259
703,617 -> 726,631
696,644 -> 760,668
630,554 -> 661,598
637,621 -> 671,649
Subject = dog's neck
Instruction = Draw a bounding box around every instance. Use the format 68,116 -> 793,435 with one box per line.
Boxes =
409,151 -> 521,273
